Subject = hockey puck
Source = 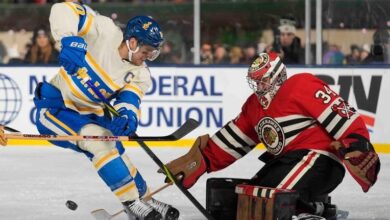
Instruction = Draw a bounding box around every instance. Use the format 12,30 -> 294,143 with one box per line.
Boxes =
65,200 -> 78,211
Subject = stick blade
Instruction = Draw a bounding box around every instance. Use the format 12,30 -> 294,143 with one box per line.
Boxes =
169,118 -> 200,140
0,125 -> 20,133
91,209 -> 112,220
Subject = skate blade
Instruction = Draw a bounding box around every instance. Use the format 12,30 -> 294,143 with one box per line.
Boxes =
91,209 -> 113,220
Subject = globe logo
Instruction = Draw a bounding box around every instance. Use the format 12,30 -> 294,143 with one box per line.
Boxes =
0,73 -> 22,125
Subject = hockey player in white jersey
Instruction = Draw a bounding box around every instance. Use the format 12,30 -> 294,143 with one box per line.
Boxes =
33,2 -> 179,220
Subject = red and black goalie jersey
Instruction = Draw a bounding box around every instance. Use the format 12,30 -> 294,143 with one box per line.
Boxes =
203,73 -> 369,172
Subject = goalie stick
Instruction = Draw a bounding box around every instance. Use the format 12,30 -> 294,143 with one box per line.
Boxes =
84,79 -> 215,220
0,118 -> 198,143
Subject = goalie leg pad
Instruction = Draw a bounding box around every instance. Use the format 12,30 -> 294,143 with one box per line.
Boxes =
206,178 -> 250,220
236,184 -> 299,220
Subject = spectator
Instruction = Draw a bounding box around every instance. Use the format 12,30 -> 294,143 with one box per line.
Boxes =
360,44 -> 370,62
242,44 -> 257,64
323,44 -> 344,65
229,46 -> 243,64
213,45 -> 229,64
155,41 -> 181,64
345,44 -> 361,64
362,44 -> 385,64
24,27 -> 58,64
273,15 -> 304,64
372,25 -> 390,63
0,40 -> 7,64
7,43 -> 24,64
201,43 -> 213,64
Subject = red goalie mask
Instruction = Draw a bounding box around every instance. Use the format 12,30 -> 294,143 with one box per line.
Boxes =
247,52 -> 287,100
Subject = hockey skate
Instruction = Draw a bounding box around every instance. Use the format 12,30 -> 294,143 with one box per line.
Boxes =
123,199 -> 162,220
147,198 -> 180,220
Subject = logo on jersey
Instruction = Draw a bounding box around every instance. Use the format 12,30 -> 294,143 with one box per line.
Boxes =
332,100 -> 356,119
256,117 -> 285,155
124,71 -> 134,83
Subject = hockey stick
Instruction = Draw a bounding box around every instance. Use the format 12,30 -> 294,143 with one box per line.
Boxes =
0,118 -> 198,143
91,182 -> 173,220
84,80 -> 214,220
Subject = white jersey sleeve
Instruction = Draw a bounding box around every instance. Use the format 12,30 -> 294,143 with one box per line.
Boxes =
48,2 -> 152,117
49,3 -> 81,42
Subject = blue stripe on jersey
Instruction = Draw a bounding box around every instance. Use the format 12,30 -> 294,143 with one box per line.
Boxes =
70,74 -> 101,102
76,4 -> 87,32
84,63 -> 116,95
114,91 -> 140,109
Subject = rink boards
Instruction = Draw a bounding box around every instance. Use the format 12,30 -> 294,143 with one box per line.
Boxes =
1,66 -> 389,153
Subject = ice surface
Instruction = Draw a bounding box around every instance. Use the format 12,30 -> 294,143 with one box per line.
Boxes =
0,147 -> 388,220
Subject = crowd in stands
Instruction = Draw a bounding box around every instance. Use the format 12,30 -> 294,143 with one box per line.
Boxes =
0,11 -> 389,65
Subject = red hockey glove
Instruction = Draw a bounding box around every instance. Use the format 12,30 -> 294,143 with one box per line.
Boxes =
330,135 -> 380,192
158,135 -> 210,189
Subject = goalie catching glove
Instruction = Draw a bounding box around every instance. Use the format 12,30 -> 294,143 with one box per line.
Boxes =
330,134 -> 380,192
158,135 -> 210,189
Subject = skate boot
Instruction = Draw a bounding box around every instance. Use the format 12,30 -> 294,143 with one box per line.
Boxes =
147,198 -> 180,220
123,198 -> 162,220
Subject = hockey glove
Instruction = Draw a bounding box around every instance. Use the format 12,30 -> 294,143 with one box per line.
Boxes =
158,135 -> 210,189
330,135 -> 380,192
107,108 -> 138,136
59,36 -> 87,75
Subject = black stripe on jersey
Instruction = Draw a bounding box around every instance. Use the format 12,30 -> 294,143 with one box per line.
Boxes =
321,111 -> 338,128
284,122 -> 315,139
215,131 -> 247,156
279,117 -> 312,127
225,125 -> 256,150
330,117 -> 348,137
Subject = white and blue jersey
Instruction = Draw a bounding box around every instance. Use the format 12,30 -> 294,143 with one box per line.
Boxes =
49,2 -> 150,118
33,2 -> 152,202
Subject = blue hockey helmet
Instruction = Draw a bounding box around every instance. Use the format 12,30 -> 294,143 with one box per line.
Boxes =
123,15 -> 163,61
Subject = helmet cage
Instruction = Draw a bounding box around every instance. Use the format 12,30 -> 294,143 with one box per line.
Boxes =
247,53 -> 286,97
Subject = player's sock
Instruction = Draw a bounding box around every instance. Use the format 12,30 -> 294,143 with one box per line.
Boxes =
93,149 -> 140,201
123,199 -> 162,220
147,198 -> 180,220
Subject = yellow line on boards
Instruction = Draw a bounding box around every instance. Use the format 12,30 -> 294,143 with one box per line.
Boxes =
4,140 -> 390,153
